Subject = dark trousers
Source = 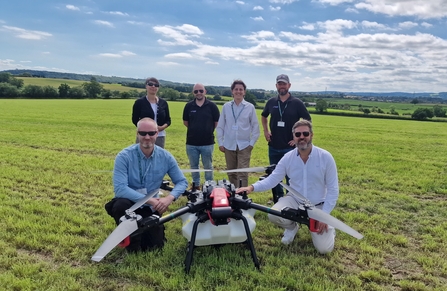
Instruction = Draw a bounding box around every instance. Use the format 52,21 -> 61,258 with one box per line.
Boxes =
106,198 -> 165,252
268,146 -> 293,203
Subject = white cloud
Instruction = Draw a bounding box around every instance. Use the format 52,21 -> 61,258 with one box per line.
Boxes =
98,51 -> 136,58
127,21 -> 146,26
154,24 -> 203,46
398,21 -> 418,29
361,21 -> 388,30
355,0 -> 447,19
98,53 -> 122,58
165,53 -> 194,58
251,16 -> 264,21
242,31 -> 277,42
2,25 -> 52,40
315,0 -> 354,5
66,5 -> 79,11
299,22 -> 315,30
269,0 -> 299,4
345,7 -> 359,13
421,22 -> 433,28
94,20 -> 114,28
270,6 -> 281,11
236,1 -> 245,4
104,11 -> 129,17
253,6 -> 264,10
120,50 -> 136,56
316,19 -> 357,32
205,61 -> 219,65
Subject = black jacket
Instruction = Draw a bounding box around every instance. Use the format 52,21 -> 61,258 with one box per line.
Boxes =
132,96 -> 171,127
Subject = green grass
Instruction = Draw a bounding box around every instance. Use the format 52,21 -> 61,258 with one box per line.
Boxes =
1,99 -> 446,291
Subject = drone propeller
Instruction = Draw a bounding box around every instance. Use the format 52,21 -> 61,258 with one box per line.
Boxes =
221,167 -> 267,173
91,189 -> 160,262
128,189 -> 160,212
280,183 -> 310,203
181,168 -> 214,173
279,183 -> 363,240
91,219 -> 138,262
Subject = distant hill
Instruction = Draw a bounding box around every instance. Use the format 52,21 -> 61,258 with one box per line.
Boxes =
2,69 -> 446,100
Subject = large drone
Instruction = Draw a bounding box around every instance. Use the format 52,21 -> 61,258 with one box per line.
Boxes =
92,166 -> 363,273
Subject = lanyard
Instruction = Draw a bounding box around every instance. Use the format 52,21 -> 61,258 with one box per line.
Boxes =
231,101 -> 245,123
277,100 -> 288,121
136,148 -> 151,185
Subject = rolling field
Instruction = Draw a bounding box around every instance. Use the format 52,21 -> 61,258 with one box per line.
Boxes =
0,99 -> 446,291
17,77 -> 141,93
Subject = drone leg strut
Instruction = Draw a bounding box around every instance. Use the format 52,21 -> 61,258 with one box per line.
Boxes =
185,214 -> 208,273
232,212 -> 260,270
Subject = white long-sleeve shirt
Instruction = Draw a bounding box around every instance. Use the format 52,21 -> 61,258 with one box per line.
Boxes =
253,146 -> 339,213
216,99 -> 260,150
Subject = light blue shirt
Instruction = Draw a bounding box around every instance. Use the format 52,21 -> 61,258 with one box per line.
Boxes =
113,144 -> 187,201
216,99 -> 260,150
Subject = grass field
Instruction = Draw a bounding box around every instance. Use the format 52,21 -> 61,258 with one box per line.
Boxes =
1,99 -> 446,291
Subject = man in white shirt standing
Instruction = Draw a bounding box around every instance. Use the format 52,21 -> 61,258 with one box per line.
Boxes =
216,79 -> 260,187
236,120 -> 339,254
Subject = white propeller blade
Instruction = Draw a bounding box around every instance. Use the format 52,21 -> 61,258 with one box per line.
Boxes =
128,189 -> 160,212
91,219 -> 138,262
307,208 -> 363,239
280,183 -> 309,203
181,169 -> 214,173
279,183 -> 363,239
221,167 -> 266,173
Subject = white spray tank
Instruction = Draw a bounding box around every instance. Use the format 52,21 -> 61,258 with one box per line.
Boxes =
180,180 -> 256,246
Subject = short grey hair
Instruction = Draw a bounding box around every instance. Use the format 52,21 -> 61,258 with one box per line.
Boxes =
292,119 -> 313,133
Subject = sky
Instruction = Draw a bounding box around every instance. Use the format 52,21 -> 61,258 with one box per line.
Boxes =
1,0 -> 447,92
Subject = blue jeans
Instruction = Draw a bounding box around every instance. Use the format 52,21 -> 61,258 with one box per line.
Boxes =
269,146 -> 293,202
186,144 -> 214,185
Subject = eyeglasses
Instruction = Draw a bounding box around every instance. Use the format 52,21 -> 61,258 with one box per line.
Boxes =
146,82 -> 159,87
193,89 -> 204,94
294,131 -> 310,138
138,131 -> 157,136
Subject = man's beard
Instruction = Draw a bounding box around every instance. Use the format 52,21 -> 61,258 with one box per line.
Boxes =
278,89 -> 288,96
297,139 -> 312,150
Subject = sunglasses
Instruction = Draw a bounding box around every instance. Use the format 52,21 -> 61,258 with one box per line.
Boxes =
138,131 -> 157,136
193,89 -> 204,94
294,131 -> 310,138
146,82 -> 159,87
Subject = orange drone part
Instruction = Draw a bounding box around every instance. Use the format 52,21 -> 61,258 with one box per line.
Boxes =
210,188 -> 230,208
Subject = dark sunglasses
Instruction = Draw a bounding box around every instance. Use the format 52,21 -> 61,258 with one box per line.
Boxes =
193,89 -> 204,94
294,131 -> 310,138
146,82 -> 159,87
138,131 -> 157,136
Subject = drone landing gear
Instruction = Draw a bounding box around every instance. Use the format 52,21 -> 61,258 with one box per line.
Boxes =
184,211 -> 260,273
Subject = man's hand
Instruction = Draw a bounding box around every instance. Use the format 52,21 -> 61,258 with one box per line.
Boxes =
288,139 -> 295,147
264,131 -> 271,142
315,221 -> 329,235
150,195 -> 175,214
219,146 -> 225,153
235,185 -> 254,194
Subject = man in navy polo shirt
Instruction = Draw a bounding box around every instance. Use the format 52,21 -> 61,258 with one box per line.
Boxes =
261,74 -> 311,203
183,83 -> 220,190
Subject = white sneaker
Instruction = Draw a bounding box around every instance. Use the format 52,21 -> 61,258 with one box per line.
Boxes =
281,224 -> 299,245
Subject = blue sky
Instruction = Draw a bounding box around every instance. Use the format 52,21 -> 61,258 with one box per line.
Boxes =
1,0 -> 447,92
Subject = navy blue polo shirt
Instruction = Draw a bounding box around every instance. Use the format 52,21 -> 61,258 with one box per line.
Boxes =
182,98 -> 220,146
